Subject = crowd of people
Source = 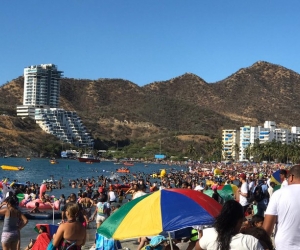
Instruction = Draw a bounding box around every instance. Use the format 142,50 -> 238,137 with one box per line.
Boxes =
0,161 -> 299,249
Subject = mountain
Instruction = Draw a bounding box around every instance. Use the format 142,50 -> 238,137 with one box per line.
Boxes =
0,61 -> 300,157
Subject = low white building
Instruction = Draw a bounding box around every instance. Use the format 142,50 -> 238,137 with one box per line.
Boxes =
34,108 -> 94,148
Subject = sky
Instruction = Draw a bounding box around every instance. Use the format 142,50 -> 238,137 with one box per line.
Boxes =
1,1 -> 300,86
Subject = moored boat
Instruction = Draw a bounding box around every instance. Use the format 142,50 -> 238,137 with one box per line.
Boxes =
78,153 -> 100,163
1,165 -> 25,171
123,162 -> 134,166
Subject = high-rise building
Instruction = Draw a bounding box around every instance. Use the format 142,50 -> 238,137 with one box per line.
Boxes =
222,129 -> 240,162
17,64 -> 94,149
23,64 -> 63,108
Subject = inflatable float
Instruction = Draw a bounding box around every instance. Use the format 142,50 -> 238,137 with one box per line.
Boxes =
19,199 -> 60,210
111,184 -> 131,192
116,168 -> 130,173
23,212 -> 61,220
151,169 -> 166,179
1,165 -> 25,171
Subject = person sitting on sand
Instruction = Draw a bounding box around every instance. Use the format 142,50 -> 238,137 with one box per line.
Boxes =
25,225 -> 51,250
30,202 -> 41,213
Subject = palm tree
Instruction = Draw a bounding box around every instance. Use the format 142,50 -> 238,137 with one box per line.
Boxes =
244,144 -> 252,161
233,143 -> 240,162
187,143 -> 196,159
213,138 -> 223,162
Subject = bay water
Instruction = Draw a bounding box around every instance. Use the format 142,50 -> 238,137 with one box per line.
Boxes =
0,157 -> 183,249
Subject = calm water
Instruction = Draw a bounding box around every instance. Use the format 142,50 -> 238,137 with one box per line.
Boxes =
0,158 -> 184,248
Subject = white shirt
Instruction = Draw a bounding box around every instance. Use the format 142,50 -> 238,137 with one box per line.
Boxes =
194,185 -> 204,191
239,182 -> 249,206
133,191 -> 147,199
281,179 -> 288,188
265,184 -> 300,250
199,228 -> 264,250
248,181 -> 255,192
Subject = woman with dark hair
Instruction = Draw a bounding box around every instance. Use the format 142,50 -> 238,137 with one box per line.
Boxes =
196,200 -> 264,250
0,196 -> 28,250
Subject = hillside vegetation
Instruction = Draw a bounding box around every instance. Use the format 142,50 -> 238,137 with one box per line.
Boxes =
0,61 -> 300,157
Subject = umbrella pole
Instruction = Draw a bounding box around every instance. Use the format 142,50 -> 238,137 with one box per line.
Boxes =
53,204 -> 54,225
168,232 -> 173,250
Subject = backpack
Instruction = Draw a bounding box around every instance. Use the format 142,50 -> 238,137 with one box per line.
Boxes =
253,184 -> 265,202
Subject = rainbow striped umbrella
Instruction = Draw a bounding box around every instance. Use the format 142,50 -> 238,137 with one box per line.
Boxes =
97,188 -> 222,240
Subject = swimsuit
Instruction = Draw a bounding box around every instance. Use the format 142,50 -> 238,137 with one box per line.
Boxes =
1,209 -> 20,243
58,239 -> 81,250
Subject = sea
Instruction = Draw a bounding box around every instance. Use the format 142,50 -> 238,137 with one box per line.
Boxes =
0,157 -> 185,249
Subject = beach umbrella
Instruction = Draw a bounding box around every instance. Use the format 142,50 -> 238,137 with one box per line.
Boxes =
203,187 -> 234,203
222,184 -> 238,195
97,188 -> 222,240
270,170 -> 281,185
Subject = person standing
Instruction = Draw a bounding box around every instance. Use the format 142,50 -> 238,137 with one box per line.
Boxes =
92,197 -> 110,228
58,194 -> 66,212
263,164 -> 300,250
239,173 -> 250,213
268,182 -> 276,197
279,169 -> 288,188
0,196 -> 28,250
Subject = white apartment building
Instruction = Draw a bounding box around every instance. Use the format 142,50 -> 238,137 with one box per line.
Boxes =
222,129 -> 240,161
23,64 -> 62,108
228,121 -> 300,161
16,105 -> 37,119
16,64 -> 94,149
35,108 -> 94,148
291,127 -> 300,141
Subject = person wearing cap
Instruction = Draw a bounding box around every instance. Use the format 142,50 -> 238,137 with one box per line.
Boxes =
239,173 -> 250,213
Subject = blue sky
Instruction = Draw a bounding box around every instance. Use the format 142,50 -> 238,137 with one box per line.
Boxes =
1,1 -> 300,86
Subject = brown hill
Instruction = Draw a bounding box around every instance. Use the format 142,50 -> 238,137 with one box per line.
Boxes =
0,61 -> 300,157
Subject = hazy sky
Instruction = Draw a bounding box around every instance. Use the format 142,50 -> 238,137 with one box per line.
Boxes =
1,1 -> 299,86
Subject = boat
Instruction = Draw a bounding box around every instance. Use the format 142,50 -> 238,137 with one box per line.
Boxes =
116,168 -> 130,173
123,162 -> 134,166
1,165 -> 25,171
26,157 -> 31,162
78,153 -> 100,163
